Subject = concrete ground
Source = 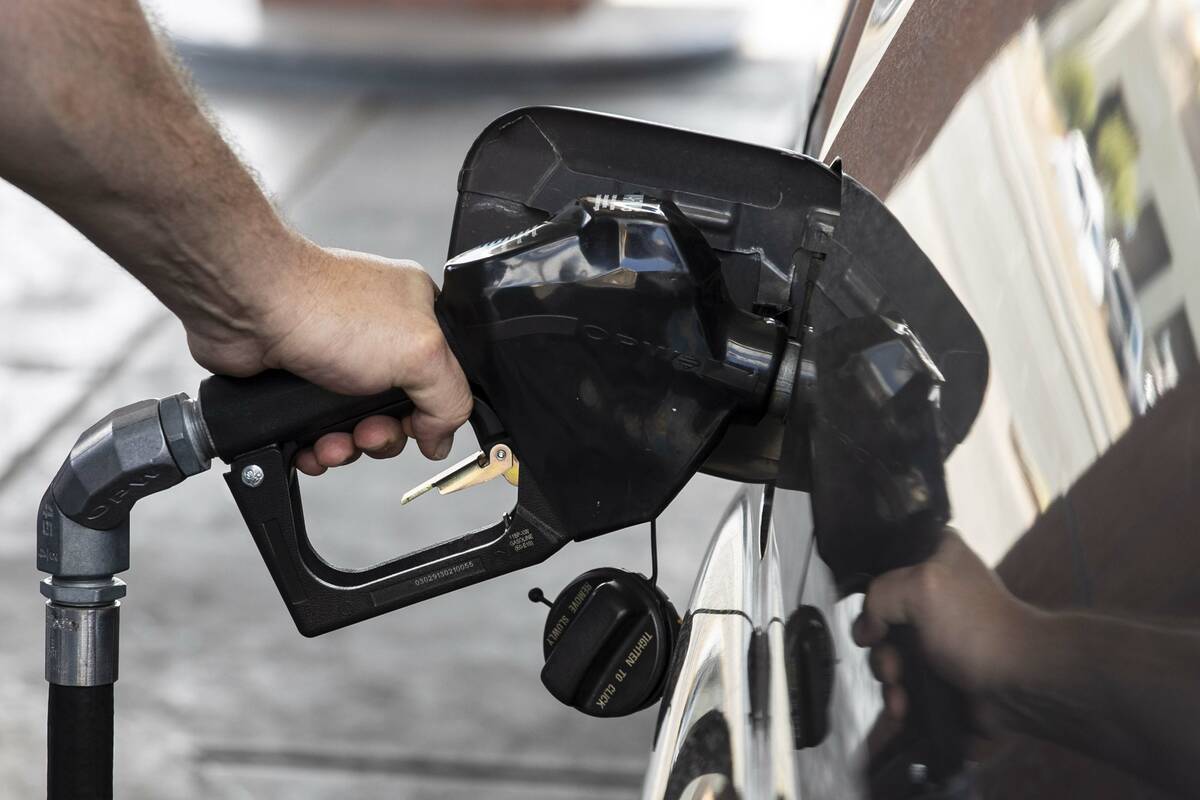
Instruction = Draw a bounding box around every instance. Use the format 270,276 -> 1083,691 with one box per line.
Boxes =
0,53 -> 821,798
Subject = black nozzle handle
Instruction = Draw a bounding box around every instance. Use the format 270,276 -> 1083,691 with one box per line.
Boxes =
203,369 -> 557,635
889,624 -> 971,785
199,371 -> 414,462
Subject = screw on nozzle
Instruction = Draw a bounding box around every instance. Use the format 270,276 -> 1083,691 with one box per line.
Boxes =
528,587 -> 552,607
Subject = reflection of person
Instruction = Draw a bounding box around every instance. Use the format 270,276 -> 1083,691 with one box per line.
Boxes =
856,529 -> 1200,796
0,0 -> 473,474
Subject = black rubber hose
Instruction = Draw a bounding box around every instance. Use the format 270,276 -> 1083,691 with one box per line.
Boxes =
47,684 -> 113,800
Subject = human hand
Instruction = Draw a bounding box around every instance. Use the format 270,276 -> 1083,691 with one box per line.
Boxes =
184,239 -> 473,475
852,530 -> 1038,728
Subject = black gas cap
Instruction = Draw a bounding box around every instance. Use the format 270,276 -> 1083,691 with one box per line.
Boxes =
538,568 -> 679,717
784,604 -> 836,748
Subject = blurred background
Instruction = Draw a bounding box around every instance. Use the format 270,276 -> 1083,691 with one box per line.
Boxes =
0,1 -> 845,797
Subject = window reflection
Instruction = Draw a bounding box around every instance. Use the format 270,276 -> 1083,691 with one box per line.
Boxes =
1042,3 -> 1199,416
818,0 -> 1200,558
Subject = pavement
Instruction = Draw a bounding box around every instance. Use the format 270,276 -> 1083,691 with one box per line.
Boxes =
0,50 -> 822,799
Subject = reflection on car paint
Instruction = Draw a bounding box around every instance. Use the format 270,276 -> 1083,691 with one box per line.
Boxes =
653,1 -> 1200,797
783,0 -> 1200,795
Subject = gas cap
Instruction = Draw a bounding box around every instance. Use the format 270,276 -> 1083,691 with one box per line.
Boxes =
538,568 -> 679,717
784,604 -> 836,748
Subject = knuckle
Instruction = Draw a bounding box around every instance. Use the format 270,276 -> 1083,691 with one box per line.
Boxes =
408,326 -> 449,367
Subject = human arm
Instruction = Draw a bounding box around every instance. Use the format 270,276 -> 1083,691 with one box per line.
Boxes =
855,530 -> 1200,796
0,0 -> 471,471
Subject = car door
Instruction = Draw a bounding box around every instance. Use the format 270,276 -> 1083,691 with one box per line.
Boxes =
647,1 -> 1200,797
805,0 -> 1200,797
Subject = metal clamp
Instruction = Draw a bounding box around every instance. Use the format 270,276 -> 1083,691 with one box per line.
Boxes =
45,602 -> 120,686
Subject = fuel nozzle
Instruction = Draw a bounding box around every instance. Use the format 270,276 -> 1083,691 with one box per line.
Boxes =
437,194 -> 787,540
805,314 -> 950,587
798,314 -> 971,788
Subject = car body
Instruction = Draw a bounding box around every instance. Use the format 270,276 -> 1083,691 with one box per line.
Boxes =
645,0 -> 1200,798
